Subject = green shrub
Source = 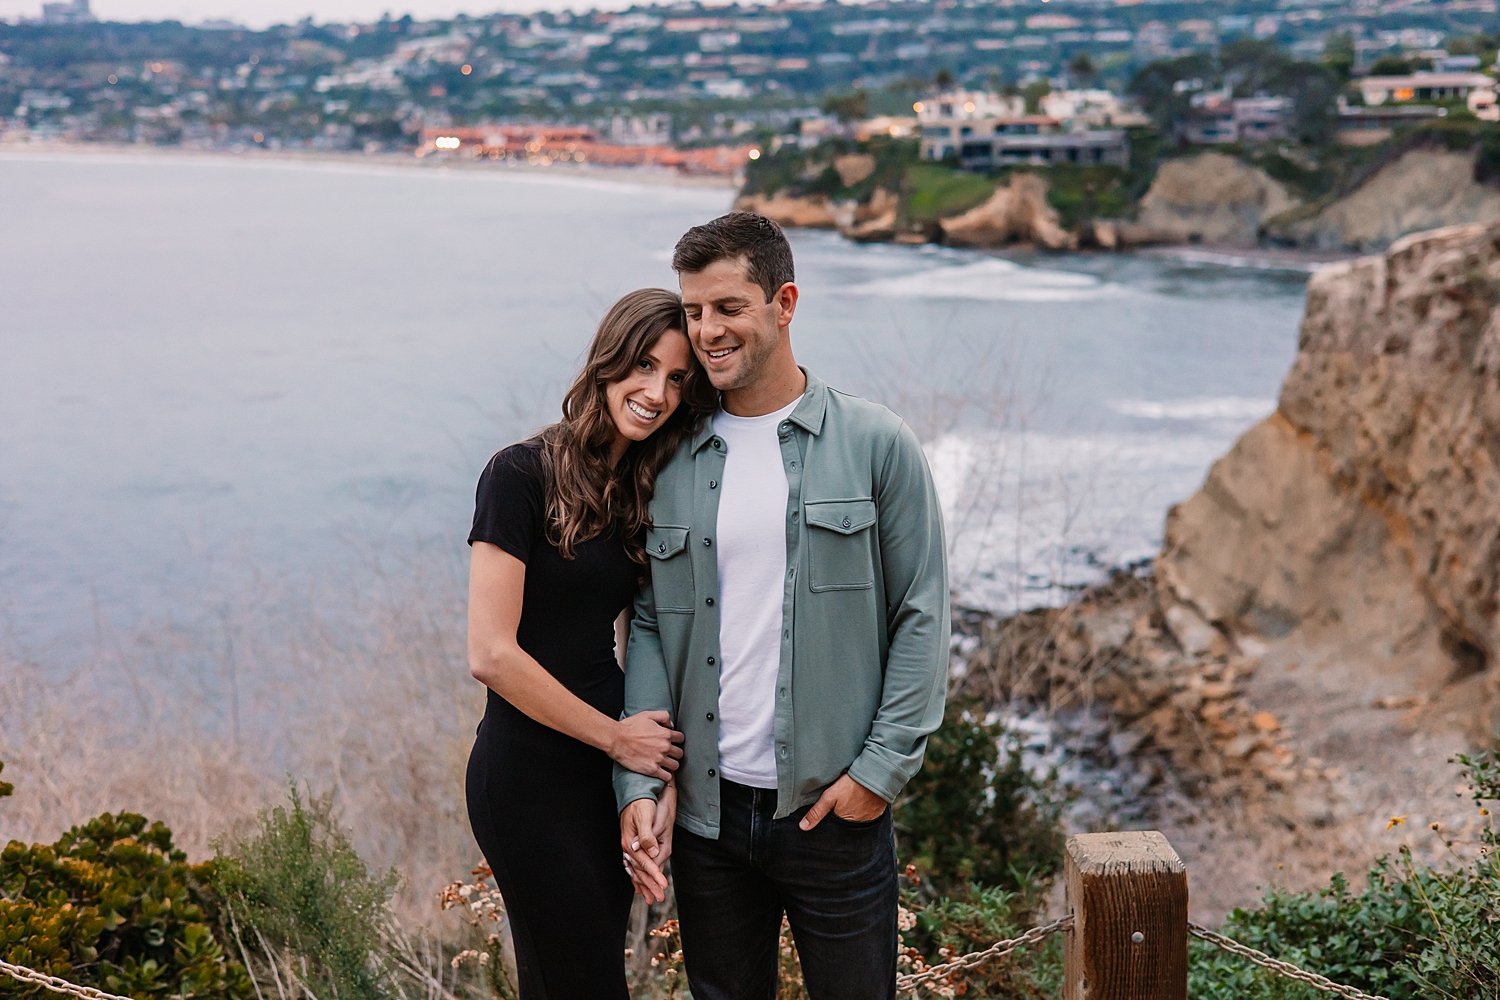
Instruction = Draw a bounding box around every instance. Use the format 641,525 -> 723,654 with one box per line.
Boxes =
1474,127 -> 1500,186
1189,740 -> 1500,1000
897,877 -> 1063,999
211,784 -> 400,1000
1042,164 -> 1133,229
896,698 -> 1064,895
0,770 -> 254,999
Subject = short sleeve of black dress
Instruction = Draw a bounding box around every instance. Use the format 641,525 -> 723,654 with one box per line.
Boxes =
469,442 -> 544,563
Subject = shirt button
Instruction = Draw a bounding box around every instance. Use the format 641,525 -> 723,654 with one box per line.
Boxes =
711,437 -> 722,449
706,711 -> 715,721
779,422 -> 790,433
703,537 -> 713,547
842,516 -> 851,528
658,542 -> 666,552
705,597 -> 715,606
778,747 -> 788,758
792,511 -> 799,520
707,656 -> 716,665
708,767 -> 717,777
709,479 -> 718,488
790,461 -> 798,470
787,569 -> 795,579
783,630 -> 789,638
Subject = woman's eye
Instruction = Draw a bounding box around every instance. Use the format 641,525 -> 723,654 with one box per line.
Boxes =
637,358 -> 652,370
669,373 -> 685,384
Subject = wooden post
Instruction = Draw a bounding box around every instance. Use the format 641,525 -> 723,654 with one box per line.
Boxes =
1063,831 -> 1188,1000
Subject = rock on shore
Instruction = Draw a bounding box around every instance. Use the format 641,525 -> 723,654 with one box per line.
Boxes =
1128,151 -> 1299,246
1267,148 -> 1500,252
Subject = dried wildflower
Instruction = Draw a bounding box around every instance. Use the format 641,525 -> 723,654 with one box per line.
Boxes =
1386,815 -> 1407,830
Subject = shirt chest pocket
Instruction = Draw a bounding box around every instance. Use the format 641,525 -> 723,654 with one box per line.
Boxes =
645,524 -> 695,613
803,498 -> 877,592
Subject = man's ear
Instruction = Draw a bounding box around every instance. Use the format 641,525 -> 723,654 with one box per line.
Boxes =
774,281 -> 799,332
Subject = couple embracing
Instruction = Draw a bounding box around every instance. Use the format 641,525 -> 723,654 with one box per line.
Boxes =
465,211 -> 950,999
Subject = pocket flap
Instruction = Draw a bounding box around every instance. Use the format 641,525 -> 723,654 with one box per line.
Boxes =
646,524 -> 690,558
804,499 -> 877,535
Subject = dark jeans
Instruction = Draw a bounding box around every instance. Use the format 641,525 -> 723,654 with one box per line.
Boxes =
670,779 -> 898,1000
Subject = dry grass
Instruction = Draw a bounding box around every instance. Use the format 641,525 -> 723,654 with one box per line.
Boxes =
0,550 -> 484,930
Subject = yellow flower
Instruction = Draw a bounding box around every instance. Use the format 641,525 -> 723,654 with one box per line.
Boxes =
1386,815 -> 1407,830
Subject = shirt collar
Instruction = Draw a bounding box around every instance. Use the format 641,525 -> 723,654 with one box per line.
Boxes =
691,367 -> 827,453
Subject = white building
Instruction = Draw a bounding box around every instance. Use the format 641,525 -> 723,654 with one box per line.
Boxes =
1358,72 -> 1495,106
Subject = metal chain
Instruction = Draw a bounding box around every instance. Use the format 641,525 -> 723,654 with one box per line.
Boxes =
1189,922 -> 1394,1000
896,913 -> 1072,994
0,960 -> 137,1000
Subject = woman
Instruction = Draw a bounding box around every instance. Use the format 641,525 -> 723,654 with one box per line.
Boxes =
465,288 -> 714,999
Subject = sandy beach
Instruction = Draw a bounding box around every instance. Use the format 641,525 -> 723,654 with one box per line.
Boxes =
0,138 -> 741,191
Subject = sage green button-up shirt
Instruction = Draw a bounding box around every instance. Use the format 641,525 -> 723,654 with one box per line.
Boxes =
614,370 -> 950,839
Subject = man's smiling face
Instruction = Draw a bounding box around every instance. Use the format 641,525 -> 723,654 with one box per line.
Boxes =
679,256 -> 785,397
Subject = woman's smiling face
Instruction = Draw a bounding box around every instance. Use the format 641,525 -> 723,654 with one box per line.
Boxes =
605,328 -> 693,458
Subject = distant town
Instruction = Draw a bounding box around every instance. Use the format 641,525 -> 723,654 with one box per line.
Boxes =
1,0 -> 1497,177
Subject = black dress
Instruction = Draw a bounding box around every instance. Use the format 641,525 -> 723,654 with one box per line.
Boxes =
465,441 -> 638,1000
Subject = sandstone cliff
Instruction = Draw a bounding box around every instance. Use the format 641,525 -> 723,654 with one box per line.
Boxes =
732,191 -> 838,229
954,224 -> 1500,916
1128,151 -> 1299,246
1159,222 -> 1500,728
938,172 -> 1074,250
1267,148 -> 1500,253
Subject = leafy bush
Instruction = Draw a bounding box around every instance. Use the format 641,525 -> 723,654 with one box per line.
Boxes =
896,698 -> 1064,895
1474,127 -> 1500,187
1042,164 -> 1133,229
211,784 -> 400,1000
0,764 -> 254,999
1189,740 -> 1500,1000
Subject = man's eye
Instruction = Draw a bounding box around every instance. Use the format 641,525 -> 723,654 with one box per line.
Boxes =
722,307 -> 741,316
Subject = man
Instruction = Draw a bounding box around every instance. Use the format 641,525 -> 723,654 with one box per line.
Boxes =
616,211 -> 949,1000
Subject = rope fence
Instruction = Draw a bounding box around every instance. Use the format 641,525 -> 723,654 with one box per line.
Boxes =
0,831 -> 1400,1000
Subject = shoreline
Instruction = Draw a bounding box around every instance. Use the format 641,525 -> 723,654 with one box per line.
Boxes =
0,139 -> 739,191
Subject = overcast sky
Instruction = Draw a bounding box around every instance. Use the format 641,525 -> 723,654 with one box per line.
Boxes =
0,0 -> 666,28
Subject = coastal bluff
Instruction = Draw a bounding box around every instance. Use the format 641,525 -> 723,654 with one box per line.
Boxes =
953,223 -> 1500,915
736,146 -> 1500,253
1160,221 -> 1500,729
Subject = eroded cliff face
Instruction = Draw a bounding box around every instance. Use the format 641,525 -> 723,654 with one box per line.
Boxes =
1269,149 -> 1500,253
1158,222 -> 1500,725
1129,151 -> 1299,246
938,172 -> 1074,250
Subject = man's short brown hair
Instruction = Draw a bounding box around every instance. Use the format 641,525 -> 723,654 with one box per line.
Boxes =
671,211 -> 795,303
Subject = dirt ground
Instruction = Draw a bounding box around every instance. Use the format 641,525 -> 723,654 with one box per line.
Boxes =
1133,637 -> 1494,924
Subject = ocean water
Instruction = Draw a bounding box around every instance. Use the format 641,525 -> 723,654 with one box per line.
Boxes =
0,152 -> 1309,676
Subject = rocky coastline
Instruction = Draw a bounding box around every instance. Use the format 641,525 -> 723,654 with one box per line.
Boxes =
954,221 -> 1500,917
738,147 -> 1500,256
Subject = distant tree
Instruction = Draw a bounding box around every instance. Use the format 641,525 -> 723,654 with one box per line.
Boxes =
1367,54 -> 1412,75
934,67 -> 955,91
1021,79 -> 1051,114
1128,53 -> 1214,133
821,89 -> 868,123
1068,51 -> 1097,88
1322,31 -> 1355,82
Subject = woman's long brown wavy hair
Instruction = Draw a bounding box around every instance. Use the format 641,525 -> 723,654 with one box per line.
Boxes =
538,288 -> 716,564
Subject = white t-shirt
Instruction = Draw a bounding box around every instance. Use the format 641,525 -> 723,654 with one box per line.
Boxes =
710,399 -> 797,788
